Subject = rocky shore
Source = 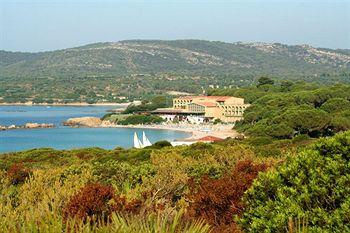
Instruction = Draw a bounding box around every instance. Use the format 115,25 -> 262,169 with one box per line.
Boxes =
0,123 -> 54,131
63,117 -> 112,127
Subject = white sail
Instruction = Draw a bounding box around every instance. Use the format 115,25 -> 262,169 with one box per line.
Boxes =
142,131 -> 152,147
133,132 -> 143,148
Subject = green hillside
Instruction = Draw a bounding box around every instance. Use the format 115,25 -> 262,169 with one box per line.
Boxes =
1,40 -> 349,104
1,40 -> 349,77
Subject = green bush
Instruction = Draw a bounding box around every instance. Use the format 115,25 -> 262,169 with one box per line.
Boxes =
291,134 -> 310,143
92,161 -> 133,187
246,136 -> 274,146
238,131 -> 350,232
118,115 -> 165,125
329,116 -> 350,133
148,140 -> 172,149
320,98 -> 350,113
122,96 -> 171,114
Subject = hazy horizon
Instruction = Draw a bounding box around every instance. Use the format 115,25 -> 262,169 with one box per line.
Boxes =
1,0 -> 349,52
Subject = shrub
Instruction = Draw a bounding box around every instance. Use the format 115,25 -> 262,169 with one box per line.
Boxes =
92,161 -> 133,187
118,115 -> 165,125
143,152 -> 191,204
182,143 -> 214,158
149,140 -> 172,149
117,149 -> 152,163
246,136 -> 273,146
238,131 -> 350,232
187,163 -> 223,180
63,183 -> 144,223
93,161 -> 156,189
329,115 -> 350,133
63,183 -> 116,222
6,163 -> 31,185
291,134 -> 310,143
186,160 -> 269,232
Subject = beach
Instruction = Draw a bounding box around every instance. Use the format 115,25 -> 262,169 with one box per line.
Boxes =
109,123 -> 240,141
62,116 -> 241,141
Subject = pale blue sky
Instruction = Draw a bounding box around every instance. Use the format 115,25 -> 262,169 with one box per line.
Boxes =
1,0 -> 349,52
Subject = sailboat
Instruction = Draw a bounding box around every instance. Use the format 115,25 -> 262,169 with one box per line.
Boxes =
142,131 -> 152,147
133,132 -> 143,148
133,131 -> 152,148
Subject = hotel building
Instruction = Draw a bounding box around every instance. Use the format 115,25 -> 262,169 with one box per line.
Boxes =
153,96 -> 250,123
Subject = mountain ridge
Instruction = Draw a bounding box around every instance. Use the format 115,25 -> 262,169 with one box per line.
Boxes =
1,40 -> 349,78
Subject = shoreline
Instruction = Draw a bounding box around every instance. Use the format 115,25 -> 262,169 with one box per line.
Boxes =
0,102 -> 131,107
63,117 -> 240,141
106,123 -> 240,141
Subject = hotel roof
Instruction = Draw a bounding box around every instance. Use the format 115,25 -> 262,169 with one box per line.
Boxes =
197,135 -> 225,142
202,96 -> 232,100
190,102 -> 217,107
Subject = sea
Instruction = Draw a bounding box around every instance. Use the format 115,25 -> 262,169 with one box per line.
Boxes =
0,105 -> 189,153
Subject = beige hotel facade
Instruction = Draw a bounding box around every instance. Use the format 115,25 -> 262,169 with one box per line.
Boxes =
154,96 -> 250,123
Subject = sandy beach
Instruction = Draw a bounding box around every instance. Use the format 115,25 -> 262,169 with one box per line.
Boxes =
109,123 -> 240,141
63,116 -> 241,141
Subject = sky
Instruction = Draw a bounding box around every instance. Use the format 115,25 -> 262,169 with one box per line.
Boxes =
0,0 -> 349,52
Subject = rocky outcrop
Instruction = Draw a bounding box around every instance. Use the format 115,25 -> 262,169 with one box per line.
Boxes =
24,123 -> 54,129
63,117 -> 103,127
0,123 -> 54,130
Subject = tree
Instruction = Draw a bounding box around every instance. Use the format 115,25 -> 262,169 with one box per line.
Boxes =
238,131 -> 350,232
329,116 -> 350,133
257,76 -> 274,87
265,123 -> 294,139
320,98 -> 350,113
273,108 -> 331,137
151,95 -> 168,108
280,80 -> 293,92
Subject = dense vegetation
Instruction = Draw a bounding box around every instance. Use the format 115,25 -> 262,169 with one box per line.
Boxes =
1,40 -> 350,103
0,140 -> 272,232
0,74 -> 207,104
1,40 -> 349,77
0,128 -> 349,232
117,115 -> 165,125
239,132 -> 350,232
122,95 -> 172,114
100,95 -> 169,125
209,80 -> 350,140
1,39 -> 350,231
1,79 -> 350,231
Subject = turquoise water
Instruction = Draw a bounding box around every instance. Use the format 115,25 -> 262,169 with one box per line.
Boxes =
0,106 -> 189,153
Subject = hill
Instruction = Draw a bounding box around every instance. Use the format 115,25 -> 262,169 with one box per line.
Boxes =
1,40 -> 350,104
1,40 -> 350,77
